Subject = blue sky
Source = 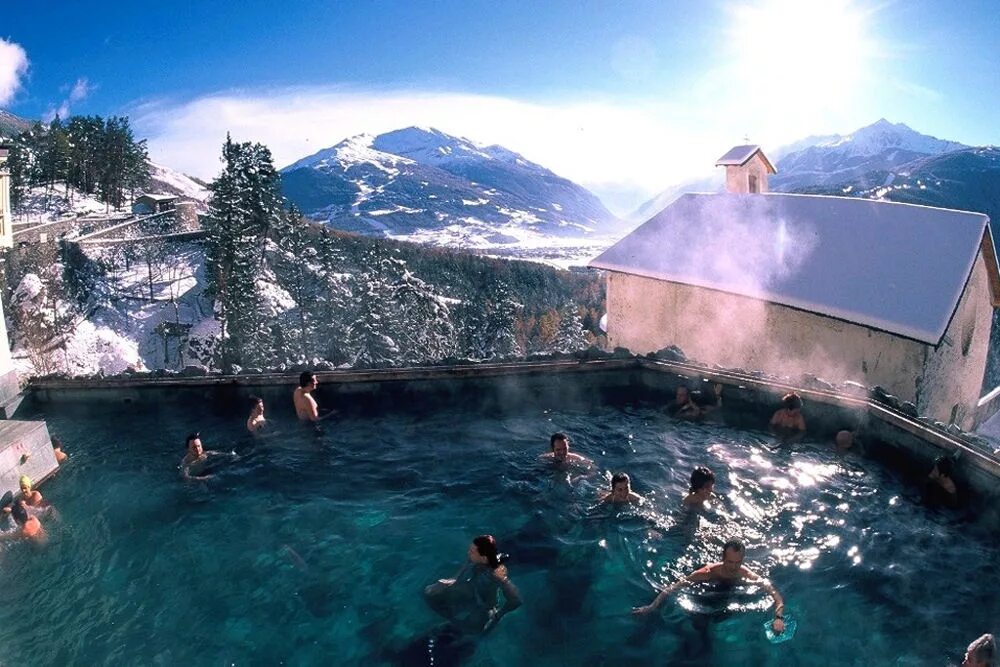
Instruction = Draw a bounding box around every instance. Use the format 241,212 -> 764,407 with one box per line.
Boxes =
3,0 -> 999,212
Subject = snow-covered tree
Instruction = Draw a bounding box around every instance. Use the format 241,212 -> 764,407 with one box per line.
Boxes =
551,303 -> 590,353
463,279 -> 522,359
345,248 -> 400,366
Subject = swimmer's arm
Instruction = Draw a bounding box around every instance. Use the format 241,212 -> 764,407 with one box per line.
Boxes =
632,568 -> 711,615
484,573 -> 522,633
741,567 -> 785,626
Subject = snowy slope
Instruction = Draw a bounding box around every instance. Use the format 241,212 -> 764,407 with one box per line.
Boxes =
279,127 -> 620,248
146,161 -> 210,204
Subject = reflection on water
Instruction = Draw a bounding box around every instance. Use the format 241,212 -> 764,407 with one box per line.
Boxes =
0,396 -> 995,665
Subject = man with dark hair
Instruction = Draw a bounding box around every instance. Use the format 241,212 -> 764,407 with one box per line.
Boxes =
294,371 -> 321,422
179,433 -> 236,481
602,472 -> 644,505
0,499 -> 46,544
631,539 -> 786,635
541,433 -> 593,468
770,392 -> 806,443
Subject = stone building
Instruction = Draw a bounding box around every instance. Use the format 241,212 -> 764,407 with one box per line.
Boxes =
590,146 -> 1000,429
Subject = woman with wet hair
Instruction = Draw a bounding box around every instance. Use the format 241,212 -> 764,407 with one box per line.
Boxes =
246,396 -> 267,434
769,392 -> 806,443
424,534 -> 522,635
683,466 -> 716,507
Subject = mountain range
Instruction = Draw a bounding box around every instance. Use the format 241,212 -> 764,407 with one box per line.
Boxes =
279,127 -> 620,249
630,118 -> 981,222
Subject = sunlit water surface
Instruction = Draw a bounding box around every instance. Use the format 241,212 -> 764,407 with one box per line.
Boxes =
1,393 -> 995,666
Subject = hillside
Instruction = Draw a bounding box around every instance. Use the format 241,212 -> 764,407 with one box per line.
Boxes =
280,127 -> 620,256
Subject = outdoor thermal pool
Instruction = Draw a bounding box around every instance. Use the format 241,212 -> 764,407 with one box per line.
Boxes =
2,380 -> 996,666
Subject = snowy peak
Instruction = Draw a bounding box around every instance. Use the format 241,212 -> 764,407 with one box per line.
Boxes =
822,118 -> 967,156
282,133 -> 413,174
371,126 -> 538,170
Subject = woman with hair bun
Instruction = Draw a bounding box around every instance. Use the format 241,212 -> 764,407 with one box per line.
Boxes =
424,534 -> 522,635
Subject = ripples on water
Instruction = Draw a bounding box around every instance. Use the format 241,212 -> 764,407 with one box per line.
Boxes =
0,396 -> 996,666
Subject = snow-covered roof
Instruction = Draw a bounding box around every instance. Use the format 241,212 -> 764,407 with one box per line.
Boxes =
589,192 -> 999,345
135,193 -> 178,202
715,145 -> 776,173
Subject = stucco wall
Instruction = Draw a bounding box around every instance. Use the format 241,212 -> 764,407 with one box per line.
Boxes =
606,270 -> 929,401
918,251 -> 993,428
724,154 -> 770,194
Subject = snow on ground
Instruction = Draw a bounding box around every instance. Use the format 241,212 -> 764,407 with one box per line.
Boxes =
147,162 -> 210,201
13,184 -> 120,224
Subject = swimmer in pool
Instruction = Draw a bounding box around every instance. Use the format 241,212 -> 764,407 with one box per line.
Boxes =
631,539 -> 786,634
424,534 -> 523,635
247,396 -> 267,434
19,476 -> 44,507
682,466 -> 716,508
602,472 -> 644,505
540,433 -> 593,468
769,392 -> 806,443
293,371 -> 337,423
0,501 -> 46,544
924,455 -> 959,509
52,437 -> 68,464
179,433 -> 236,481
834,430 -> 855,454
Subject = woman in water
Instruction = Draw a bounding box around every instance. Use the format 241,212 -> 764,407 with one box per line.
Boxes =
682,466 -> 716,508
19,476 -> 44,507
424,535 -> 522,635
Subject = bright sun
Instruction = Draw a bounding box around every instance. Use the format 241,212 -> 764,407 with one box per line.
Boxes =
726,0 -> 877,119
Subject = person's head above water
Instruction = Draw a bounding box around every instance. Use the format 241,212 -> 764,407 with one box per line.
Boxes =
690,466 -> 715,494
963,633 -> 996,667
780,392 -> 803,412
675,386 -> 691,404
610,472 -> 632,501
470,535 -> 505,569
299,371 -> 317,389
11,500 -> 29,526
721,539 -> 746,574
933,455 -> 955,479
18,475 -> 32,494
185,433 -> 203,457
550,433 -> 570,459
835,430 -> 854,452
249,396 -> 264,415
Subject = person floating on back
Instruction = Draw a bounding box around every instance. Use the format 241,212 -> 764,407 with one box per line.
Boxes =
541,433 -> 593,468
631,539 -> 786,635
769,392 -> 806,443
682,466 -> 716,508
247,396 -> 267,434
602,472 -> 644,505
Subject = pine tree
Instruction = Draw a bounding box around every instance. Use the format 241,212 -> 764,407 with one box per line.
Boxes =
551,304 -> 590,353
464,279 -> 522,359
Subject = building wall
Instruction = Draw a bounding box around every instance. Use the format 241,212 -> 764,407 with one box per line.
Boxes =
606,270 -> 930,401
0,150 -> 12,248
917,251 -> 994,428
724,154 -> 770,194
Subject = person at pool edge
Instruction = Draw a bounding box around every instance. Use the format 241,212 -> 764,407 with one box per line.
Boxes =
631,538 -> 786,635
682,466 -> 715,508
770,392 -> 806,443
961,633 -> 995,667
294,371 -> 335,423
602,472 -> 644,505
541,432 -> 593,467
0,500 -> 46,544
179,433 -> 236,481
424,534 -> 522,635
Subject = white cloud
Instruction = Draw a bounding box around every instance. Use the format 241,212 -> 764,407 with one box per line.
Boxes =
43,77 -> 92,123
0,38 -> 30,106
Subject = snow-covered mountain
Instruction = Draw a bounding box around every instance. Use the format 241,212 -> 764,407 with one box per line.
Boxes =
769,119 -> 968,191
630,119 -> 971,222
0,109 -> 32,138
280,127 -> 619,250
146,161 -> 210,205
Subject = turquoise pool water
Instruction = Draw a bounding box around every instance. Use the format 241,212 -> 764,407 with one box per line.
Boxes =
2,388 -> 996,666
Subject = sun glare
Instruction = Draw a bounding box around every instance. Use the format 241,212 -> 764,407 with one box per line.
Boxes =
725,0 -> 877,128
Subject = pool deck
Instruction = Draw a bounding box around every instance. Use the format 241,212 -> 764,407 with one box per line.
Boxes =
22,357 -> 1000,525
0,420 -> 57,498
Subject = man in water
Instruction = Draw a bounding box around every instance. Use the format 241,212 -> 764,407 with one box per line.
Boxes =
294,371 -> 335,423
247,396 -> 267,434
0,500 -> 46,544
602,472 -> 644,505
631,539 -> 786,634
769,392 -> 806,443
179,433 -> 236,481
834,430 -> 855,454
540,433 -> 593,468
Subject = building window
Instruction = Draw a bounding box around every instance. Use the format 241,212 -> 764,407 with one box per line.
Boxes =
748,174 -> 759,193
